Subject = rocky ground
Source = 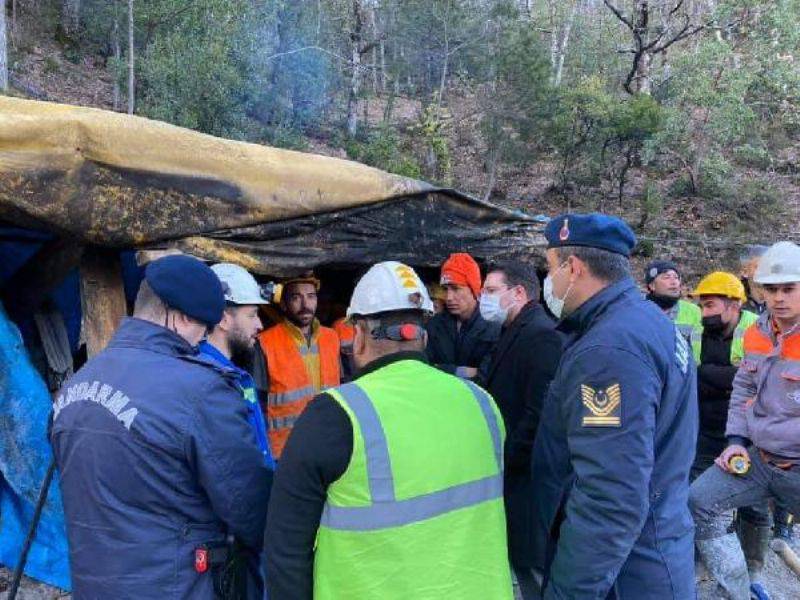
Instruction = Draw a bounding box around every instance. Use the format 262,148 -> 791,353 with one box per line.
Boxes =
4,551 -> 798,600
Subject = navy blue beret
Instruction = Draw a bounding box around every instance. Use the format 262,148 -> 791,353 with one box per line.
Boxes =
145,255 -> 225,326
545,213 -> 636,257
645,260 -> 680,284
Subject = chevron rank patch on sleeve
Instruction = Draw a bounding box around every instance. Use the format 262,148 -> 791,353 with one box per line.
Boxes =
581,383 -> 622,427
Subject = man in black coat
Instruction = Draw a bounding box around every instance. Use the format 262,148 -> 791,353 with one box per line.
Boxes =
426,252 -> 500,378
477,261 -> 563,598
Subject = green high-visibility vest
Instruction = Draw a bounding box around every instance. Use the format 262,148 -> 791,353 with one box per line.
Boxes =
691,310 -> 759,365
313,359 -> 513,600
673,299 -> 703,342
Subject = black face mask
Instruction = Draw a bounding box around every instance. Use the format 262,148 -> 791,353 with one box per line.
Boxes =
647,293 -> 679,310
702,314 -> 726,333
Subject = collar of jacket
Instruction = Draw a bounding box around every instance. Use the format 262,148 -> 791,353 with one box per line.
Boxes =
503,300 -> 536,330
445,305 -> 481,332
282,316 -> 320,346
355,350 -> 429,379
197,340 -> 247,378
756,310 -> 800,344
109,317 -> 198,357
557,277 -> 638,335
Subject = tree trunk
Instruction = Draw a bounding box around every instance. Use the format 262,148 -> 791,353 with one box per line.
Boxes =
548,1 -> 559,79
346,0 -> 364,138
554,2 -> 579,87
633,50 -> 651,94
61,0 -> 81,40
127,0 -> 134,114
112,16 -> 121,111
0,0 -> 7,92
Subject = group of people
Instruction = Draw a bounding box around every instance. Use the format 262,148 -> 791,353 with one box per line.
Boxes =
49,212 -> 799,600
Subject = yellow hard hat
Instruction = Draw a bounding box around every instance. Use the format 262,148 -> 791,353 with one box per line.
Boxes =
692,271 -> 746,302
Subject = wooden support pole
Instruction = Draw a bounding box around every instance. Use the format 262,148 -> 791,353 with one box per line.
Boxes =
80,248 -> 127,357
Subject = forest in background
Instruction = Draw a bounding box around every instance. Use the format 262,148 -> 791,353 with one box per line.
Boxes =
1,0 -> 800,270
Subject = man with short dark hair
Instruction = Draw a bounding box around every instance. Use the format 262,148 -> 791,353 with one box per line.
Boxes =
478,260 -> 562,597
51,255 -> 271,599
532,214 -> 697,599
202,263 -> 275,470
256,272 -> 340,459
264,261 -> 513,600
426,252 -> 500,379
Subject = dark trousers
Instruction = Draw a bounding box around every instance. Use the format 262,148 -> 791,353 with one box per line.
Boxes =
690,446 -> 800,540
691,433 -> 771,526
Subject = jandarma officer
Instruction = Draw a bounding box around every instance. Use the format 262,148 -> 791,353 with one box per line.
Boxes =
52,255 -> 271,599
531,213 -> 699,599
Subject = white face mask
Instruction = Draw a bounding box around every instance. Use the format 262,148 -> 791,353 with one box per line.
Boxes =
543,262 -> 572,319
479,289 -> 513,324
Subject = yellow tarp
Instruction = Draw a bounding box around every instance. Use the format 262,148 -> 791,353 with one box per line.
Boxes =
0,97 -> 432,246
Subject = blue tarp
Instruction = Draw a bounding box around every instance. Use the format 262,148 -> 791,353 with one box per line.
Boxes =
0,228 -> 143,591
0,302 -> 71,590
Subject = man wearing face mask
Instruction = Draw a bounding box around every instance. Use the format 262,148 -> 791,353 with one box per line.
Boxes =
264,261 -> 513,600
689,272 -> 771,597
51,255 -> 271,599
531,214 -> 698,599
645,260 -> 702,343
690,271 -> 758,479
690,242 -> 800,600
478,261 -> 562,598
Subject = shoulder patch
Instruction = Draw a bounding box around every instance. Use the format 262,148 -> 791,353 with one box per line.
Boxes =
674,325 -> 689,374
581,383 -> 622,427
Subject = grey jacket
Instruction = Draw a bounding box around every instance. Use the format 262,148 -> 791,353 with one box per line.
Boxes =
727,312 -> 800,460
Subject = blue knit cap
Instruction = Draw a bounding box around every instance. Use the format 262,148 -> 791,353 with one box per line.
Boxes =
144,255 -> 225,327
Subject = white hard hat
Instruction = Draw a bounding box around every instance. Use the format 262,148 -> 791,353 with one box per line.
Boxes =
753,242 -> 800,285
347,261 -> 434,319
211,263 -> 269,305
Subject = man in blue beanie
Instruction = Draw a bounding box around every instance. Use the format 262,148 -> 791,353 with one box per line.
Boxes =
531,214 -> 698,599
51,254 -> 271,599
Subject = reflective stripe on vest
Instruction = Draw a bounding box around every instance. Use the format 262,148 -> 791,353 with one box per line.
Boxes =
267,385 -> 317,406
320,381 -> 503,532
259,322 -> 340,458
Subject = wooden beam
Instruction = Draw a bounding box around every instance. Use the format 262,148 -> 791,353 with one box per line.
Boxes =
80,248 -> 127,357
0,238 -> 84,317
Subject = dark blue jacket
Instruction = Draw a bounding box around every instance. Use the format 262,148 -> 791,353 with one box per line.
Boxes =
50,318 -> 270,599
531,278 -> 698,599
199,341 -> 276,471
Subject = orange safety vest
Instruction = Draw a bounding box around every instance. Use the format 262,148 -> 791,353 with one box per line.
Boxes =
258,322 -> 340,458
332,317 -> 355,347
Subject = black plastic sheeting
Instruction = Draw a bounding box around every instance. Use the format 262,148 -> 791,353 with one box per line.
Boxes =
167,191 -> 548,277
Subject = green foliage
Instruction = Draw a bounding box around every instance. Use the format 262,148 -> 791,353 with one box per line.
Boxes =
725,179 -> 784,237
345,127 -> 423,179
697,154 -> 734,200
733,145 -> 773,170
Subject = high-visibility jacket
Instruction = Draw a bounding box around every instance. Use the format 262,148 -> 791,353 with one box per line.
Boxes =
332,317 -> 354,347
314,359 -> 513,600
258,321 -> 340,458
690,310 -> 759,365
727,312 -> 800,460
671,299 -> 703,342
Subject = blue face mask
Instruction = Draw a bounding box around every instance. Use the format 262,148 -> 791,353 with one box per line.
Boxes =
479,289 -> 512,324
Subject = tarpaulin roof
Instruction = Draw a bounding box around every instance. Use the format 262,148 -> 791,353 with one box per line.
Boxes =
0,97 -> 546,275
